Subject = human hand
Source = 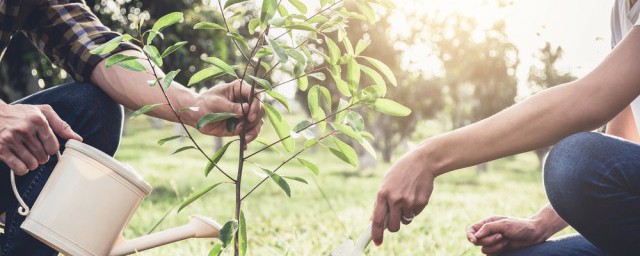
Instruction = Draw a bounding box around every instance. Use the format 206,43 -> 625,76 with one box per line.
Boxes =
191,79 -> 264,146
371,149 -> 435,246
0,103 -> 82,175
467,216 -> 548,255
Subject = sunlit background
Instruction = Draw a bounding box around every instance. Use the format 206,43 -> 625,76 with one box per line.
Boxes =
0,0 -> 621,255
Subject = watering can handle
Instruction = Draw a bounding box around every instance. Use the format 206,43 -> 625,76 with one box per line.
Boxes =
10,151 -> 61,216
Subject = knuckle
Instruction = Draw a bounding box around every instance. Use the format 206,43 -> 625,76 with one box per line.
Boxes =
377,190 -> 390,200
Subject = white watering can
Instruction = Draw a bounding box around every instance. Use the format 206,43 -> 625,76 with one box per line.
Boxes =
9,139 -> 221,256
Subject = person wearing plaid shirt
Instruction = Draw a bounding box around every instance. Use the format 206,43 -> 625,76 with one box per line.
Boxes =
0,1 -> 264,255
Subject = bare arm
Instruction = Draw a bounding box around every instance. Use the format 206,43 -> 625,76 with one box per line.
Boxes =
90,50 -> 264,142
371,27 -> 640,245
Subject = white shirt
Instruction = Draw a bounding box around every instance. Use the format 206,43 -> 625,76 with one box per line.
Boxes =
611,0 -> 640,132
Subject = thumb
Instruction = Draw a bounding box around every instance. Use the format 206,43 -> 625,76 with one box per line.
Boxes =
41,108 -> 83,142
227,101 -> 250,116
474,221 -> 506,239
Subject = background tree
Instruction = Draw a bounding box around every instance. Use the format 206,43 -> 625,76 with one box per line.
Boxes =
527,42 -> 577,167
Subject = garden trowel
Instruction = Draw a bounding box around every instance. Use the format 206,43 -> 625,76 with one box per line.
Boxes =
329,224 -> 372,256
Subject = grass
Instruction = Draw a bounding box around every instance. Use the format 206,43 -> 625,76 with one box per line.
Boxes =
116,118 -> 574,255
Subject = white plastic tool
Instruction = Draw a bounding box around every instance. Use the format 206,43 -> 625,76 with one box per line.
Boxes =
329,224 -> 373,256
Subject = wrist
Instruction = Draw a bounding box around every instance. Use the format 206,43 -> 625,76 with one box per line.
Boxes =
415,135 -> 450,177
530,215 -> 555,241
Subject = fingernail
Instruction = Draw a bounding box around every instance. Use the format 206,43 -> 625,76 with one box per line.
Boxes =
374,241 -> 381,247
496,234 -> 502,239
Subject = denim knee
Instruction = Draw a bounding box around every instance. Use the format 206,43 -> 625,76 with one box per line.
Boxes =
543,133 -> 607,215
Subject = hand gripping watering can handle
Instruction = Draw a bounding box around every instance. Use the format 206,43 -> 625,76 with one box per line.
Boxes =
10,151 -> 61,216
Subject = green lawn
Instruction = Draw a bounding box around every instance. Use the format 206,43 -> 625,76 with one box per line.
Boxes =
116,118 -> 573,255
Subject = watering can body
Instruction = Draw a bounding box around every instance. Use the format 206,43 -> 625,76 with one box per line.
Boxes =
14,140 -> 221,255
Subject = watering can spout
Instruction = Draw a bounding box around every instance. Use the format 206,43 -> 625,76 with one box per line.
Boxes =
109,215 -> 221,256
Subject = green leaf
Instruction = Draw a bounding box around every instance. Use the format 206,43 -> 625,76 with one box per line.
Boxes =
227,32 -> 250,50
292,120 -> 311,133
277,5 -> 289,17
130,103 -> 164,119
90,34 -> 131,55
267,37 -> 288,63
284,23 -> 316,32
149,12 -> 183,43
325,37 -> 340,64
225,0 -> 250,9
288,0 -> 307,14
161,41 -> 187,58
204,57 -> 237,77
335,99 -> 349,123
157,135 -> 184,146
346,111 -> 364,131
193,22 -> 226,30
248,75 -> 272,90
105,54 -> 138,68
204,140 -> 234,176
331,122 -> 362,142
248,18 -> 260,34
355,2 -> 375,24
239,211 -> 247,256
144,45 -> 163,67
372,98 -> 411,116
260,0 -> 277,26
188,67 -> 224,86
197,113 -> 237,130
297,158 -> 319,175
171,146 -> 196,155
297,75 -> 308,91
359,64 -> 386,91
219,220 -> 239,248
307,72 -> 326,81
330,70 -> 351,97
226,118 -> 239,132
162,69 -> 180,90
307,85 -> 320,117
343,36 -> 354,56
284,176 -> 308,184
264,104 -> 294,152
116,59 -> 147,72
361,56 -> 397,86
360,138 -> 377,159
329,138 -> 358,167
178,182 -> 225,212
208,244 -> 223,256
262,168 -> 291,197
355,39 -> 370,56
265,90 -> 290,112
346,58 -> 360,93
318,86 -> 332,109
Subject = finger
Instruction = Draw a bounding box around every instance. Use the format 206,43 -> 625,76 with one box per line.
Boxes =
21,132 -> 49,164
10,142 -> 39,171
482,240 -> 509,255
371,195 -> 389,246
475,221 -> 506,239
387,202 -> 402,233
3,152 -> 29,176
234,79 -> 253,100
467,230 -> 478,244
40,105 -> 82,142
247,98 -> 263,122
477,233 -> 503,247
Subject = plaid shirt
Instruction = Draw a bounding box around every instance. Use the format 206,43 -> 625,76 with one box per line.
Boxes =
0,0 -> 137,82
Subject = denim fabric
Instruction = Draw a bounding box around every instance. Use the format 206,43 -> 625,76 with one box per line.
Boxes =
0,83 -> 123,255
503,132 -> 640,256
500,233 -> 605,256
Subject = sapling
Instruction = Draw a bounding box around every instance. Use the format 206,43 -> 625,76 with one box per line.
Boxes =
91,0 -> 409,254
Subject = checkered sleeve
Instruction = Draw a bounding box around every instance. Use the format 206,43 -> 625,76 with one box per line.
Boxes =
19,0 -> 140,82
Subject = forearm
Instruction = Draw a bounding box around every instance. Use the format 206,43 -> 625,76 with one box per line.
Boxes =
90,50 -> 199,127
420,28 -> 640,176
531,204 -> 568,240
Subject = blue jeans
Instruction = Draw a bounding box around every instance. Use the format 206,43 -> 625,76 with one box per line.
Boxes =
503,132 -> 640,256
0,83 -> 123,255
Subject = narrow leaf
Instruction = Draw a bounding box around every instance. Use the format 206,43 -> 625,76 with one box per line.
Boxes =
105,54 -> 138,68
355,39 -> 370,56
204,140 -> 234,176
143,45 -> 163,67
248,18 -> 260,34
149,12 -> 183,43
307,85 -> 320,117
188,67 -> 224,86
325,37 -> 340,64
361,56 -> 397,86
288,0 -> 307,14
178,182 -> 225,212
297,75 -> 309,91
248,75 -> 272,90
171,146 -> 196,155
260,0 -> 277,26
130,103 -> 164,119
265,90 -> 290,112
162,69 -> 180,89
372,98 -> 411,116
329,138 -> 358,167
157,135 -> 185,146
264,104 -> 294,152
267,37 -> 288,63
284,176 -> 308,184
197,113 -> 237,130
204,57 -> 237,77
116,59 -> 147,72
239,211 -> 247,256
346,58 -> 360,93
161,41 -> 187,58
193,22 -> 226,30
297,158 -> 319,175
331,123 -> 362,142
208,244 -> 223,256
262,168 -> 291,197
